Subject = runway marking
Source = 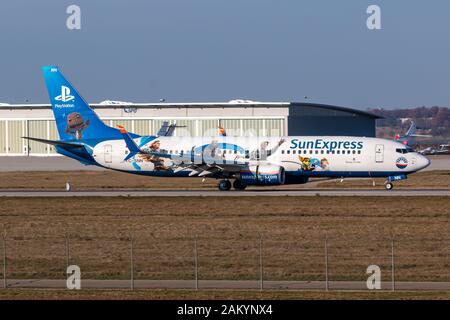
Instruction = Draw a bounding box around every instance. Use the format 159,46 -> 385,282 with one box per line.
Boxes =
1,189 -> 450,197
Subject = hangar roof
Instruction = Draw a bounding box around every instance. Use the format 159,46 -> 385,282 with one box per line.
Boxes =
0,101 -> 381,119
290,102 -> 382,119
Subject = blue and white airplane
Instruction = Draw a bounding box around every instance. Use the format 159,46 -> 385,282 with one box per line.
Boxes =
394,121 -> 432,146
24,66 -> 431,191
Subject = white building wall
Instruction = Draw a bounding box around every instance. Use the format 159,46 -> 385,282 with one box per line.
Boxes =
0,106 -> 288,156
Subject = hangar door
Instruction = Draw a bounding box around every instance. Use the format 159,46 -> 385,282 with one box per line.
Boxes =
28,120 -> 48,154
375,144 -> 384,163
0,121 -> 5,154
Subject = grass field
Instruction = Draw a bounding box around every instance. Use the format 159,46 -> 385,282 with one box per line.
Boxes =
0,289 -> 449,300
0,196 -> 448,283
0,170 -> 449,190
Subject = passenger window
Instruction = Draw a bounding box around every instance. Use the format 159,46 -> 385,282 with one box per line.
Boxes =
287,150 -> 290,154
281,150 -> 285,154
292,150 -> 296,154
358,150 -> 361,154
309,150 -> 313,154
321,150 -> 324,154
337,150 -> 340,154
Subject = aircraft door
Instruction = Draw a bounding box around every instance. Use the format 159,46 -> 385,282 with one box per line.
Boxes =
104,144 -> 112,163
375,144 -> 384,163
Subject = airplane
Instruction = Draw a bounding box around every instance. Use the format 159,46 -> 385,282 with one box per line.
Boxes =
23,66 -> 431,191
394,121 -> 432,146
156,121 -> 186,137
419,144 -> 450,155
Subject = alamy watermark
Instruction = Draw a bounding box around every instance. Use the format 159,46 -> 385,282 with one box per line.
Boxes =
366,265 -> 381,289
367,5 -> 382,30
66,265 -> 81,289
66,5 -> 81,30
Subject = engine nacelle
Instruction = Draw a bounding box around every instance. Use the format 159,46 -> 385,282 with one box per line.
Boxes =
239,164 -> 285,185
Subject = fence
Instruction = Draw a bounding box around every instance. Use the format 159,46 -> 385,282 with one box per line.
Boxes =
1,233 -> 449,290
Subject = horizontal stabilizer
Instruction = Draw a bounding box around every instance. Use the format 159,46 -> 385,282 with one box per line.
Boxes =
22,137 -> 85,148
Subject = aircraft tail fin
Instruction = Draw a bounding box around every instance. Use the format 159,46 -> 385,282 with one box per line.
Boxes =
42,66 -> 121,141
405,121 -> 417,137
156,121 -> 171,136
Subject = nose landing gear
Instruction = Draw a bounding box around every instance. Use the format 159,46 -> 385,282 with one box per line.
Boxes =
384,174 -> 407,191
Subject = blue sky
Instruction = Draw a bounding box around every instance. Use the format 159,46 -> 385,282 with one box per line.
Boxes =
0,0 -> 449,109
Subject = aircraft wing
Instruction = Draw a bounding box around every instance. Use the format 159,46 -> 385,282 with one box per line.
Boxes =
117,126 -> 252,176
409,134 -> 432,138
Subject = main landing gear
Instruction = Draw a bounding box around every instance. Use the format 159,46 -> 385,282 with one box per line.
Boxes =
218,179 -> 247,191
232,179 -> 247,191
218,179 -> 232,191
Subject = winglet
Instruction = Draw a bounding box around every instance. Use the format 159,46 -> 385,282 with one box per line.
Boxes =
117,124 -> 127,134
117,125 -> 141,160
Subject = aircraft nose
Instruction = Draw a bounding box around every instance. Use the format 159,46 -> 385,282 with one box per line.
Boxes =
417,155 -> 431,170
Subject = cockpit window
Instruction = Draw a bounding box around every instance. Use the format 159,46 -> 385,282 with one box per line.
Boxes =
396,147 -> 414,154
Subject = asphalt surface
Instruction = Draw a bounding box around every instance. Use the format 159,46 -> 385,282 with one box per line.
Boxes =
0,189 -> 449,197
5,279 -> 450,291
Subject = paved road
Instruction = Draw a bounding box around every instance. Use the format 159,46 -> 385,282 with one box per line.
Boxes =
0,155 -> 449,171
0,156 -> 104,171
5,279 -> 450,291
0,189 -> 450,197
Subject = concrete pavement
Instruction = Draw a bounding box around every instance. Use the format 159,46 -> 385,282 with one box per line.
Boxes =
1,189 -> 450,197
5,279 -> 450,291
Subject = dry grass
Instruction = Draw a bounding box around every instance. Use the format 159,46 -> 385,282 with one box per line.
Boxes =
0,289 -> 449,300
317,170 -> 450,189
0,171 -> 218,190
0,196 -> 448,282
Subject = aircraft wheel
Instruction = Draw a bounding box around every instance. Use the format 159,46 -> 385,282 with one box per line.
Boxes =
385,182 -> 394,190
218,179 -> 232,191
233,179 -> 247,190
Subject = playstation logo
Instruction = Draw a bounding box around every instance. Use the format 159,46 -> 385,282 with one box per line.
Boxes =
55,86 -> 75,102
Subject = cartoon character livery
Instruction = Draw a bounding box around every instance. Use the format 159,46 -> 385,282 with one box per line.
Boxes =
23,66 -> 431,191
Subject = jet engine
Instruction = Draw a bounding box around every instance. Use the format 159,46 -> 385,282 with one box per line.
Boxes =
239,164 -> 285,185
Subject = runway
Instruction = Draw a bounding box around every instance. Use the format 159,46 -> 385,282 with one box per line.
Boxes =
1,189 -> 450,197
6,279 -> 450,291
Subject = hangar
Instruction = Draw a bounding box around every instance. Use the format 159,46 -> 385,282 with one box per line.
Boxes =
0,101 -> 380,156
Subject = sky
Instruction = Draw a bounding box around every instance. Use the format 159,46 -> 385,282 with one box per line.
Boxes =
0,0 -> 449,109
